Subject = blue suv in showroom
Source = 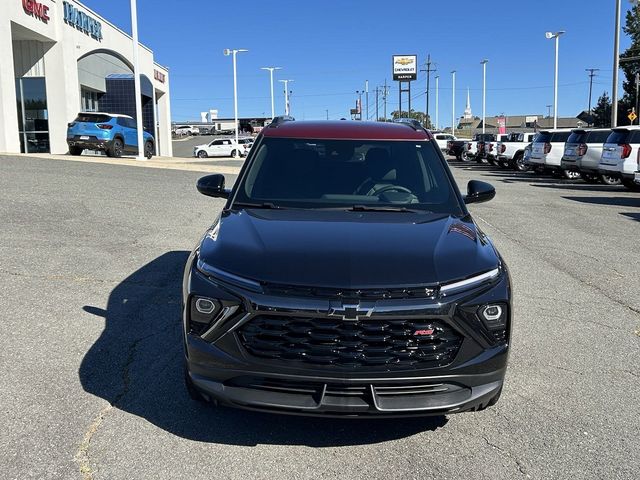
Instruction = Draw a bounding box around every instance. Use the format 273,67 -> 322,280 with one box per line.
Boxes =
66,112 -> 155,158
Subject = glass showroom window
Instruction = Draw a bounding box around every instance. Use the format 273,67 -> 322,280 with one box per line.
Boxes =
15,78 -> 50,154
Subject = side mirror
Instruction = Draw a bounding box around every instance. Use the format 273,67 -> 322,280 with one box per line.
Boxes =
464,180 -> 495,204
197,174 -> 230,198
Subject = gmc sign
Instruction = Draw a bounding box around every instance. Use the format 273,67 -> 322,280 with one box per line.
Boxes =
23,0 -> 50,23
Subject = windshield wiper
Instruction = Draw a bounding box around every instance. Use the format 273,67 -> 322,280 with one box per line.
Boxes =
232,202 -> 283,209
348,205 -> 426,213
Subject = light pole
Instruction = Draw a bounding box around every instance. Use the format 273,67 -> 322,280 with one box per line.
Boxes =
481,59 -> 488,134
224,48 -> 248,147
278,79 -> 294,115
545,31 -> 565,129
130,0 -> 144,160
261,67 -> 281,120
435,75 -> 439,130
451,70 -> 456,136
365,80 -> 369,121
356,90 -> 364,120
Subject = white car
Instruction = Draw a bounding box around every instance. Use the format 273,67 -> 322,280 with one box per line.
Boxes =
237,137 -> 254,157
174,125 -> 200,136
496,132 -> 537,171
193,138 -> 243,158
598,126 -> 640,190
433,133 -> 456,153
529,129 -> 574,177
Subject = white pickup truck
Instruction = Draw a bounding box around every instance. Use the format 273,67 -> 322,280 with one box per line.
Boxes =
496,132 -> 538,171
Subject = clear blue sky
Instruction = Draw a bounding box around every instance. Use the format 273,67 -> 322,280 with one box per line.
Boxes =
81,0 -> 634,125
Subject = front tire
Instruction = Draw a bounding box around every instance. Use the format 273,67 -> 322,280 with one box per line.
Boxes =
601,174 -> 621,185
69,146 -> 83,156
197,150 -> 208,158
231,149 -> 240,158
513,152 -> 528,172
108,138 -> 124,158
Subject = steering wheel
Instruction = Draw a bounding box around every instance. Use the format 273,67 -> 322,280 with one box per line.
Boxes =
368,184 -> 413,196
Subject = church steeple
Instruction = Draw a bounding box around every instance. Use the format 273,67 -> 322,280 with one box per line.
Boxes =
463,88 -> 473,119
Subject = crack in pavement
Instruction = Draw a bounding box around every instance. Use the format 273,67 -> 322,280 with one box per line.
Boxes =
74,332 -> 156,479
482,436 -> 529,476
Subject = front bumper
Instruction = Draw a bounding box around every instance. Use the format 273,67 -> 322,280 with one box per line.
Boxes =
183,254 -> 512,417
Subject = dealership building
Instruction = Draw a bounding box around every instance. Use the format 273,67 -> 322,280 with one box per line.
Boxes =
0,0 -> 172,156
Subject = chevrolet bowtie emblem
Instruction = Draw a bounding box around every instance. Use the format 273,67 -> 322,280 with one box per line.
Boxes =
329,304 -> 374,321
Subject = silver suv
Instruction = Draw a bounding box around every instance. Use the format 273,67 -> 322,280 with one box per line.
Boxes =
561,128 -> 617,184
598,127 -> 640,190
529,129 -> 574,177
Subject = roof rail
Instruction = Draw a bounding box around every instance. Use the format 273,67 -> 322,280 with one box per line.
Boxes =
393,118 -> 424,131
268,115 -> 295,128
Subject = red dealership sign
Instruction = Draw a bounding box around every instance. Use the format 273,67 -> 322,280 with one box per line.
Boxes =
497,116 -> 506,135
154,70 -> 166,84
23,0 -> 50,23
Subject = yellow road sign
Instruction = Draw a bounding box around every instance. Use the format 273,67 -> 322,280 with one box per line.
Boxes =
629,111 -> 637,122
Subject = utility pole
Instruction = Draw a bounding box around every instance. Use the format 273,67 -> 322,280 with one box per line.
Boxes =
546,104 -> 552,121
383,79 -> 389,121
636,72 -> 640,125
375,87 -> 379,121
326,109 -> 329,120
585,68 -> 599,114
420,54 -> 435,127
278,79 -> 294,115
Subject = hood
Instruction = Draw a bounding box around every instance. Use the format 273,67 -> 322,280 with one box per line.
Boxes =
198,209 -> 499,289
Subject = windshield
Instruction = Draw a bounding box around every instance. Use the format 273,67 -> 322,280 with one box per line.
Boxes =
232,137 -> 464,215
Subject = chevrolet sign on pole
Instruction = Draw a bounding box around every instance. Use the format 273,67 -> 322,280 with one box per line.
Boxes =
392,55 -> 418,81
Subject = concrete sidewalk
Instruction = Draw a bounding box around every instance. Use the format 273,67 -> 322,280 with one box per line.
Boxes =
0,152 -> 243,175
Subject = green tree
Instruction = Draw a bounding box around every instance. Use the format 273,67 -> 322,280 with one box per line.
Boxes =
619,6 -> 640,123
390,109 -> 432,128
592,92 -> 612,127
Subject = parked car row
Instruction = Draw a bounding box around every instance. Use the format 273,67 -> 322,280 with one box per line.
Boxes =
441,126 -> 640,189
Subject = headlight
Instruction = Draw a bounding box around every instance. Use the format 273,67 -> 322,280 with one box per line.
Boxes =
440,268 -> 500,295
196,257 -> 263,293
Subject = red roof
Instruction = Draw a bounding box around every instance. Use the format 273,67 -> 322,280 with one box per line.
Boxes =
262,120 -> 432,141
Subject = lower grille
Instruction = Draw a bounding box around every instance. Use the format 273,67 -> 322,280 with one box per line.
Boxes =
238,315 -> 462,369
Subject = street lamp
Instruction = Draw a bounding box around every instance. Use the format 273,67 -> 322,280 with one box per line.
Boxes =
480,59 -> 488,134
451,70 -> 456,136
545,31 -> 565,129
260,67 -> 281,120
224,48 -> 248,147
435,75 -> 439,130
278,79 -> 294,115
129,0 -> 144,160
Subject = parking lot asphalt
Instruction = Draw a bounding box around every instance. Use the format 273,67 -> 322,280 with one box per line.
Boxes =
0,154 -> 638,480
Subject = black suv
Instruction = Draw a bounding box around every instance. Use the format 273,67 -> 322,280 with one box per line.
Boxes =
183,118 -> 511,417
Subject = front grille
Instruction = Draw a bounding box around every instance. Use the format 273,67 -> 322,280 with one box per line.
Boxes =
262,284 -> 437,300
238,315 -> 463,369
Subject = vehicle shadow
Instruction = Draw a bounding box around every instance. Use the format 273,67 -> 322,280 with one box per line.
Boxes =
620,212 -> 640,222
561,196 -> 640,208
79,251 -> 447,446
